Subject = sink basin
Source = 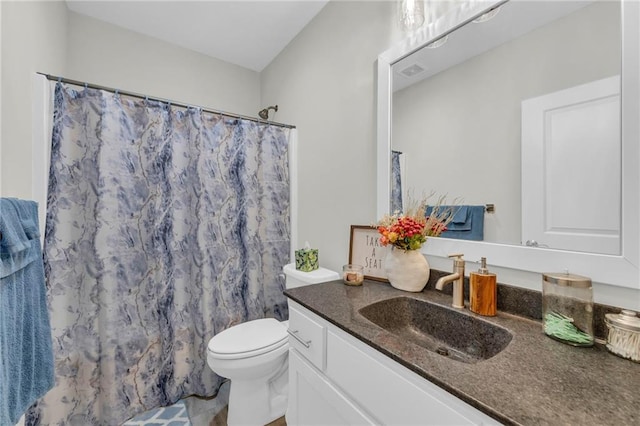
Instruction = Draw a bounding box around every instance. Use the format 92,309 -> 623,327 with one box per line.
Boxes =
359,297 -> 512,363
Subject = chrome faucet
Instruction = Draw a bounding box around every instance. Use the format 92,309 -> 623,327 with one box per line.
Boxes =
435,253 -> 465,309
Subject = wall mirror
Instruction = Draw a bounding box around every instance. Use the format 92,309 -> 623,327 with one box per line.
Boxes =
376,0 -> 640,289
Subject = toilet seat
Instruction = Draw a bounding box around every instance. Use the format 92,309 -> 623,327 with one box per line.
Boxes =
208,318 -> 288,360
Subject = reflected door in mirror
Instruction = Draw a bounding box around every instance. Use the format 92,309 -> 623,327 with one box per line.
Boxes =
521,76 -> 620,255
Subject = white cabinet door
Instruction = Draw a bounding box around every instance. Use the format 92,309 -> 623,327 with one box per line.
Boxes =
521,76 -> 620,254
288,302 -> 500,426
326,330 -> 498,426
287,349 -> 376,426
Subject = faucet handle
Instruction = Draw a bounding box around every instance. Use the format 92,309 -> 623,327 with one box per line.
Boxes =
447,253 -> 465,268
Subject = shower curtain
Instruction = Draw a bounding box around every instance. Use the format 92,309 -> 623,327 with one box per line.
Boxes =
27,83 -> 292,425
391,150 -> 403,213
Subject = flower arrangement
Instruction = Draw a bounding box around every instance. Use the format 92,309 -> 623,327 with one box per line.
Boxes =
377,195 -> 453,251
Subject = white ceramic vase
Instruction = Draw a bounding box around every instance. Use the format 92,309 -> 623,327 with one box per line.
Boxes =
384,247 -> 430,292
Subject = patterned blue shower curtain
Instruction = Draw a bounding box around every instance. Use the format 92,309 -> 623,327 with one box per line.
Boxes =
391,150 -> 403,214
27,83 -> 291,425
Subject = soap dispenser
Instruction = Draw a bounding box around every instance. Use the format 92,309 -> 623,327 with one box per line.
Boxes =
469,257 -> 497,316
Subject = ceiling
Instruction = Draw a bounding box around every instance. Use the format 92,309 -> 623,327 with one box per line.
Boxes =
66,0 -> 329,72
392,0 -> 591,92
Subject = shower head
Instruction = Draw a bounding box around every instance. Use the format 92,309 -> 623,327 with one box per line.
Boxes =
258,105 -> 278,120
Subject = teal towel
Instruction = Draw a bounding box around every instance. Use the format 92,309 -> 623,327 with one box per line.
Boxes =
447,206 -> 471,231
0,198 -> 55,425
426,205 -> 485,241
0,200 -> 39,278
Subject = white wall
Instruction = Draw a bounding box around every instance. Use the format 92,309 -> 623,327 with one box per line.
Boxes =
0,0 -> 68,199
0,3 -> 261,202
263,0 -> 639,309
65,11 -> 261,118
3,0 -> 635,306
261,1 -> 404,273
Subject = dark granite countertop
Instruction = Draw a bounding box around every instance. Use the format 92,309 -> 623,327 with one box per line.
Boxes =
285,279 -> 640,426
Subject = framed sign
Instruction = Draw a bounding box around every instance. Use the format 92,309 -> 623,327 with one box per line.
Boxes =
348,225 -> 388,282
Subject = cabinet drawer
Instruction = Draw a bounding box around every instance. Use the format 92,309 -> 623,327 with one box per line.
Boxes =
288,301 -> 326,370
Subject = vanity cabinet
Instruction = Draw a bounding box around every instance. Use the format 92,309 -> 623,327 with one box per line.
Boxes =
286,300 -> 499,426
288,350 -> 376,425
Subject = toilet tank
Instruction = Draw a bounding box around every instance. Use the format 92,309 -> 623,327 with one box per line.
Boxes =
283,263 -> 339,289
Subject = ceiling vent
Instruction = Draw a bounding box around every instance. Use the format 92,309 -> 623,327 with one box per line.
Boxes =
400,64 -> 425,77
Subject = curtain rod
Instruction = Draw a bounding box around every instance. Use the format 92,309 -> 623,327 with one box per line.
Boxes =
38,73 -> 296,130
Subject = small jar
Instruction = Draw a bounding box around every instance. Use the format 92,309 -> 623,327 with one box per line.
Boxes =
605,310 -> 640,363
342,264 -> 364,286
542,272 -> 594,347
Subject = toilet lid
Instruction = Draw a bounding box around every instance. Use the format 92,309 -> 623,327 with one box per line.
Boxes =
207,318 -> 288,358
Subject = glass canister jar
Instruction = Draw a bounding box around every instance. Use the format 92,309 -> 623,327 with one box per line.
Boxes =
542,272 -> 594,347
605,310 -> 640,362
342,264 -> 364,286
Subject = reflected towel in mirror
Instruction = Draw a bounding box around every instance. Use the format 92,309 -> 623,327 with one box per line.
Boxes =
426,205 -> 484,241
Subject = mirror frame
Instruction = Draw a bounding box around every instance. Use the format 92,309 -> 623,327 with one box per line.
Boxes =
377,0 -> 640,289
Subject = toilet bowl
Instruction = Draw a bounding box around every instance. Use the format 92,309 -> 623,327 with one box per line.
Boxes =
206,264 -> 339,426
207,318 -> 289,425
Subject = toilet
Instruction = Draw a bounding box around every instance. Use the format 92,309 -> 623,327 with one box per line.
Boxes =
206,263 -> 339,426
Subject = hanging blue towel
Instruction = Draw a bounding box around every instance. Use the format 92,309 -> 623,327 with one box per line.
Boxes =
0,198 -> 55,426
446,206 -> 472,231
426,205 -> 485,241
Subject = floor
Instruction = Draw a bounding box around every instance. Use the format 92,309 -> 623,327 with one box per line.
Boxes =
123,401 -> 191,426
208,406 -> 286,426
124,400 -> 287,426
122,380 -> 286,426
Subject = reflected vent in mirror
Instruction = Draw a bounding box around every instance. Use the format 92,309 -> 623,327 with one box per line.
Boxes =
400,64 -> 425,78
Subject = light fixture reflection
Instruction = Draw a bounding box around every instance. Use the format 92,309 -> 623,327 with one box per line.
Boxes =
399,0 -> 425,32
426,35 -> 449,49
473,6 -> 501,23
